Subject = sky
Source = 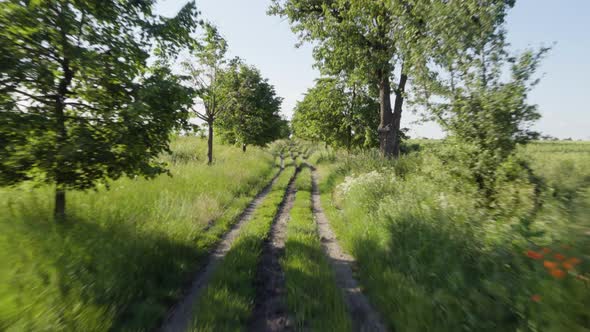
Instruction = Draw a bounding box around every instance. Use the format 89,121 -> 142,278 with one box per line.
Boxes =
155,0 -> 590,140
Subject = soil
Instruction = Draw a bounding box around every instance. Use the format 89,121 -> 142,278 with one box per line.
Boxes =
247,167 -> 300,332
309,164 -> 388,332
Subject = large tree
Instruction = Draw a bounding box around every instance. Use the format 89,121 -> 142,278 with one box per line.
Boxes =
292,77 -> 378,150
216,60 -> 287,152
0,0 -> 200,220
182,24 -> 233,164
269,0 -> 517,157
269,0 -> 421,156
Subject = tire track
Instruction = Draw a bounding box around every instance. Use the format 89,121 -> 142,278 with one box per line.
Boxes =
159,156 -> 284,332
309,165 -> 388,332
248,166 -> 300,332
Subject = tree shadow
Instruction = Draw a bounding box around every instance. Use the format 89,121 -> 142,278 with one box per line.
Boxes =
2,213 -> 204,331
347,216 -> 529,332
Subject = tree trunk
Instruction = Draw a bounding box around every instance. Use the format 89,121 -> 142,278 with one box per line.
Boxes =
207,120 -> 213,165
53,53 -> 71,221
377,72 -> 395,157
51,3 -> 77,222
391,72 -> 408,157
348,84 -> 355,153
54,187 -> 66,221
242,143 -> 247,152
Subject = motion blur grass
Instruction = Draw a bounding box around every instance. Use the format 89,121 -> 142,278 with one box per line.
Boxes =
313,141 -> 590,331
0,137 -> 276,331
282,165 -> 352,331
190,164 -> 296,331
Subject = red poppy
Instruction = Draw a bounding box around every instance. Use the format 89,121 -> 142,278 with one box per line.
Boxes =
567,257 -> 581,265
543,260 -> 558,269
562,262 -> 574,270
554,253 -> 566,261
550,269 -> 566,279
526,250 -> 543,260
531,294 -> 541,302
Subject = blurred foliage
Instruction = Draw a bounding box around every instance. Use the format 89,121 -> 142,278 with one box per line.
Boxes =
0,0 -> 201,218
291,77 -> 379,150
313,140 -> 590,331
0,137 -> 276,331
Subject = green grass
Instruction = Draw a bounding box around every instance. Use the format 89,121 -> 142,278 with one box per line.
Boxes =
0,137 -> 277,331
313,141 -> 590,332
282,165 -> 352,331
190,165 -> 297,331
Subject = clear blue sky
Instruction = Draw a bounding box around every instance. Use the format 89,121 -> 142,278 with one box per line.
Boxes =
155,0 -> 590,140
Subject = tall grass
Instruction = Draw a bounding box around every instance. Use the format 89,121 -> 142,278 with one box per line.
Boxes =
314,141 -> 590,331
0,137 -> 276,331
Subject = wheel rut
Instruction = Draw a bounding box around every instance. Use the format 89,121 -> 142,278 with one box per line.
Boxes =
309,164 -> 388,332
159,157 -> 284,332
248,166 -> 300,332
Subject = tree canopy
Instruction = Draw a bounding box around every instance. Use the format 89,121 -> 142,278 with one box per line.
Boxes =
216,60 -> 287,151
292,77 -> 378,150
269,0 -> 520,157
0,0 -> 201,219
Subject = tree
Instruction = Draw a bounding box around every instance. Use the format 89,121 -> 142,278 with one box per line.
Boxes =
216,60 -> 286,152
415,0 -> 547,194
292,77 -> 378,150
182,24 -> 232,164
0,0 -> 200,221
269,0 -> 426,157
270,0 -> 518,158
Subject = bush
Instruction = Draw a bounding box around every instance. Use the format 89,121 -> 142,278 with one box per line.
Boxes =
314,142 -> 590,331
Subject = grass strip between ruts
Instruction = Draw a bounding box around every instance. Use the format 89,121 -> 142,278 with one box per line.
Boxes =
190,165 -> 297,331
282,165 -> 352,331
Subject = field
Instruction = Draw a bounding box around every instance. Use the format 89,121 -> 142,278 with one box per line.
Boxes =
1,138 -> 588,331
0,137 -> 277,331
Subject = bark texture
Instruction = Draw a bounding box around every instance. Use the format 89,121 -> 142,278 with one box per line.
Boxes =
378,73 -> 395,157
391,72 -> 408,157
207,120 -> 214,165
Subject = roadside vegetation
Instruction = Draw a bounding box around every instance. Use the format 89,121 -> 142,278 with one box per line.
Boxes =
0,137 -> 276,331
282,165 -> 352,331
190,161 -> 296,331
311,141 -> 590,331
1,0 -> 587,331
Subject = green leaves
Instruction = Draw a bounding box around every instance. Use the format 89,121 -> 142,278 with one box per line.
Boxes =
292,77 -> 378,149
216,61 -> 287,148
0,0 -> 200,198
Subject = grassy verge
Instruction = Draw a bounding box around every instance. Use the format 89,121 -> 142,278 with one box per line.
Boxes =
312,142 -> 590,332
282,165 -> 352,331
190,165 -> 297,331
0,137 -> 277,331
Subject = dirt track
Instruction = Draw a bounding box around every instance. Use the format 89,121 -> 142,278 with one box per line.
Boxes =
310,165 -> 388,332
247,167 -> 300,332
159,157 -> 284,332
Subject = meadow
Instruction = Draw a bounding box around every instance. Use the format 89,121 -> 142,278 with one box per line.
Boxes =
0,137 -> 277,331
311,140 -> 590,331
1,138 -> 588,331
